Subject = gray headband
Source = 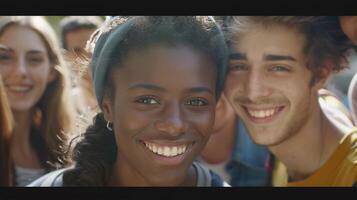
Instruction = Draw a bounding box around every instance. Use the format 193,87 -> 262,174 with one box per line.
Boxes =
91,17 -> 136,106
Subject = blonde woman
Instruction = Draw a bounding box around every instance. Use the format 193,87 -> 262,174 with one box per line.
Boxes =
0,16 -> 75,186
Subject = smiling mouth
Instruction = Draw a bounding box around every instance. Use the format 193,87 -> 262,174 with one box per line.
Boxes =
243,105 -> 285,123
6,85 -> 33,93
142,141 -> 192,157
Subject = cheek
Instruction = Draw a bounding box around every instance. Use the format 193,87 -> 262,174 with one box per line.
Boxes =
224,73 -> 242,102
0,65 -> 17,81
187,108 -> 215,138
114,106 -> 153,134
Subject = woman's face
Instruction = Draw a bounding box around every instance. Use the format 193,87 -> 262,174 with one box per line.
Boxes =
103,44 -> 217,186
0,24 -> 54,112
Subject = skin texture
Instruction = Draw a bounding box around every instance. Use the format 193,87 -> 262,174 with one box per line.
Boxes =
102,45 -> 217,186
224,24 -> 343,181
339,16 -> 357,45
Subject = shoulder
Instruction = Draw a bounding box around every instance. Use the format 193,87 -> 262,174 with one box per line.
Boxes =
27,168 -> 70,187
209,169 -> 231,187
346,129 -> 357,163
193,161 -> 230,187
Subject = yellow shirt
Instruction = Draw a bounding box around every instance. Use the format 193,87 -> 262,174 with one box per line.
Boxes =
273,128 -> 357,186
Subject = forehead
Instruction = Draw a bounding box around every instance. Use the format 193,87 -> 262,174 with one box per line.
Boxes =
230,24 -> 306,61
111,44 -> 216,88
0,24 -> 47,52
65,28 -> 96,48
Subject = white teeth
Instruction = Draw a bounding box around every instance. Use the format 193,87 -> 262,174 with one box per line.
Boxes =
163,146 -> 170,156
152,145 -> 158,153
144,142 -> 188,157
171,146 -> 178,156
8,85 -> 31,92
247,108 -> 278,118
158,147 -> 163,155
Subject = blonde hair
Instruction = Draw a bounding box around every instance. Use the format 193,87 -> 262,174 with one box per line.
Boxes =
0,75 -> 13,186
0,16 -> 75,170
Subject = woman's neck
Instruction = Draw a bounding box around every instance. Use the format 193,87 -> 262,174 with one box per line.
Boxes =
108,158 -> 197,186
11,109 -> 42,169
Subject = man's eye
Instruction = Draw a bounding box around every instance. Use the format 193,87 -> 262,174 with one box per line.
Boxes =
186,98 -> 208,106
270,65 -> 290,72
136,96 -> 160,105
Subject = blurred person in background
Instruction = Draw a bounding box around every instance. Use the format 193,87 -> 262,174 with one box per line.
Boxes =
59,16 -> 103,117
0,16 -> 75,186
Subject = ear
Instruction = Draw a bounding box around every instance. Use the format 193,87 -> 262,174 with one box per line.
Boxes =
47,67 -> 58,83
314,60 -> 333,89
102,94 -> 113,122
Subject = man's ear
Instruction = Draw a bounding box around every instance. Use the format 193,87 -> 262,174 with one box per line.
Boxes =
314,60 -> 333,89
102,95 -> 113,122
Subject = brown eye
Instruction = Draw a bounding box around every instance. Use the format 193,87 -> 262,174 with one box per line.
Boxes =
270,65 -> 290,72
0,52 -> 12,62
28,57 -> 44,63
135,95 -> 160,105
186,98 -> 208,106
229,63 -> 248,71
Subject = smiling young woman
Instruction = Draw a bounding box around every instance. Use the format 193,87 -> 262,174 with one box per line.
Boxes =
28,16 -> 230,187
0,16 -> 75,186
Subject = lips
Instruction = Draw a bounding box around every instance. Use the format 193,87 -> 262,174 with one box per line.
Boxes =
6,84 -> 33,93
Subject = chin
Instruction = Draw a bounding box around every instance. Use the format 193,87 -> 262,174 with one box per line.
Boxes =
147,173 -> 186,186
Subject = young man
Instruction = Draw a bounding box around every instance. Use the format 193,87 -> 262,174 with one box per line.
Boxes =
223,16 -> 357,186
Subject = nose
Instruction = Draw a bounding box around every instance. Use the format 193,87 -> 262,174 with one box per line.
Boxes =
14,58 -> 28,78
244,69 -> 272,102
155,101 -> 188,137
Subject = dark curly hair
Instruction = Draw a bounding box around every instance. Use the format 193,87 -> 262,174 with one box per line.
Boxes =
222,16 -> 355,85
63,16 -> 228,186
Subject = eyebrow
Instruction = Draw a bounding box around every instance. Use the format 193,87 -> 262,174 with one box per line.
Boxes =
263,54 -> 296,62
0,44 -> 12,52
229,52 -> 297,62
229,53 -> 246,60
0,45 -> 45,55
188,87 -> 214,95
128,83 -> 167,92
128,83 -> 214,95
27,50 -> 46,55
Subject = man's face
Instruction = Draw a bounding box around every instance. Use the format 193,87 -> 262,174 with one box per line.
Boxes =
64,28 -> 96,63
224,25 -> 322,147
